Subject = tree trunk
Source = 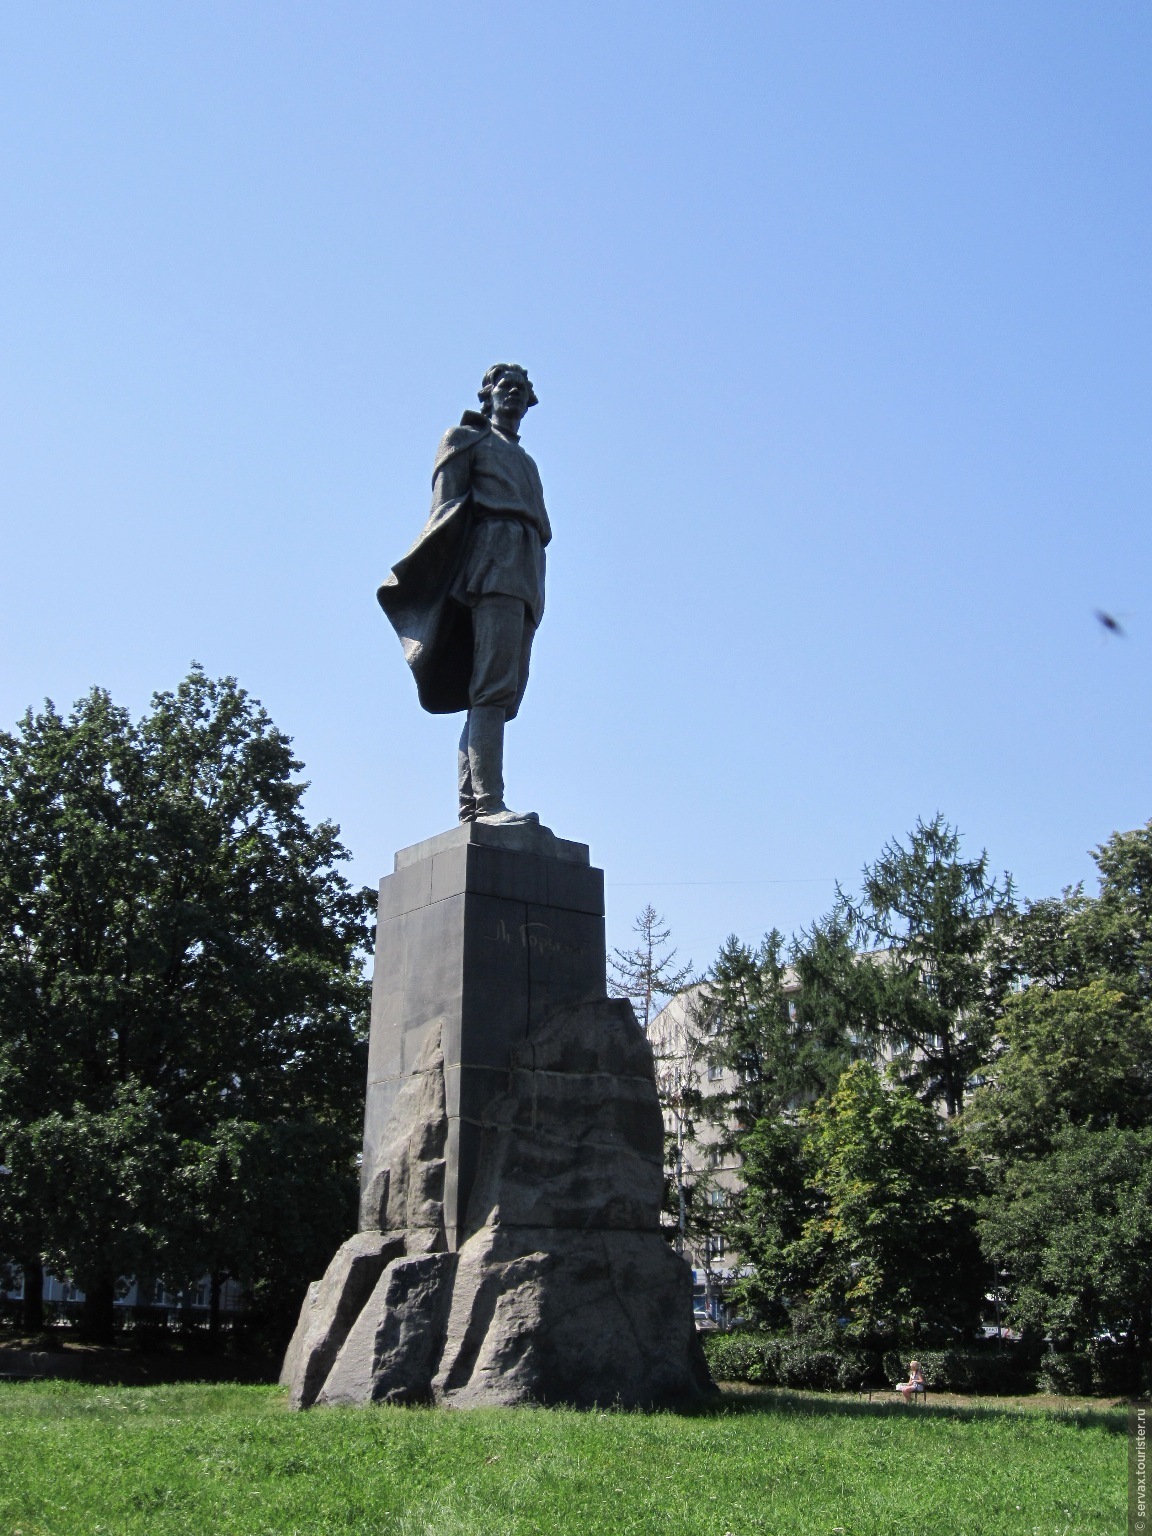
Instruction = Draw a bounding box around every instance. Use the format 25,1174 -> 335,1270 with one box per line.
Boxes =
209,1272 -> 223,1346
20,1256 -> 44,1334
941,1031 -> 958,1117
79,1273 -> 117,1345
1130,1300 -> 1152,1371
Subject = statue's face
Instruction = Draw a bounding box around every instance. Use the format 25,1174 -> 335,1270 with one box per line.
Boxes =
489,372 -> 530,425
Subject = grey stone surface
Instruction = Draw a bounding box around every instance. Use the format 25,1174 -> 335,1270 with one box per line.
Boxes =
279,1281 -> 319,1387
317,1253 -> 458,1406
363,828 -> 606,1250
425,997 -> 711,1408
464,999 -> 665,1234
433,1225 -> 711,1409
359,1022 -> 447,1237
283,1231 -> 404,1409
395,819 -> 589,871
283,827 -> 711,1412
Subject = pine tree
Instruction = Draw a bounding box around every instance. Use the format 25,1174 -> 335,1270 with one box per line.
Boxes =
801,815 -> 1015,1117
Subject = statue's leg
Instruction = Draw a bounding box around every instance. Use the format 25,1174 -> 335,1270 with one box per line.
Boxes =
467,596 -> 538,825
502,616 -> 536,723
457,717 -> 476,822
465,704 -> 505,816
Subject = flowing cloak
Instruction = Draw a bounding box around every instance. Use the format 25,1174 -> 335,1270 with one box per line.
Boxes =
378,410 -> 549,715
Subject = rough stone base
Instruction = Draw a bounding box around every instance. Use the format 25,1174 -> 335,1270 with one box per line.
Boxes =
282,996 -> 714,1411
319,1252 -> 459,1406
433,1225 -> 710,1408
280,1230 -> 405,1410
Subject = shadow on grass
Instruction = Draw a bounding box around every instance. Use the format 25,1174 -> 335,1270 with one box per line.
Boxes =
0,1335 -> 278,1387
681,1384 -> 1127,1434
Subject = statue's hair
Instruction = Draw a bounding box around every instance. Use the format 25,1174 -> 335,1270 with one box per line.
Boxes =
478,363 -> 538,416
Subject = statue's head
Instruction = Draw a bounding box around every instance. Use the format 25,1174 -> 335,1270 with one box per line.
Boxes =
478,363 -> 537,423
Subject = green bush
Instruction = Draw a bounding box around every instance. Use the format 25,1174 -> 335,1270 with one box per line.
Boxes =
703,1333 -> 875,1391
705,1334 -> 1040,1395
702,1332 -> 774,1384
1037,1346 -> 1139,1397
1036,1352 -> 1093,1395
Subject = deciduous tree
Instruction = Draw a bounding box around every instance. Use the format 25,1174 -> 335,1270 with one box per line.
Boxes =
742,1063 -> 984,1344
0,668 -> 373,1340
964,979 -> 1152,1164
980,1124 -> 1152,1361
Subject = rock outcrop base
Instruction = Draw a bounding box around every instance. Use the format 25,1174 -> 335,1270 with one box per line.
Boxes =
282,998 -> 712,1410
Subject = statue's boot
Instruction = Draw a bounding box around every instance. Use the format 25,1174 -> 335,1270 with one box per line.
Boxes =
457,719 -> 477,822
466,705 -> 539,827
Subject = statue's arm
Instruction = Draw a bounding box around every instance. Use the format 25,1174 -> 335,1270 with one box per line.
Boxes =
431,437 -> 474,509
420,425 -> 483,535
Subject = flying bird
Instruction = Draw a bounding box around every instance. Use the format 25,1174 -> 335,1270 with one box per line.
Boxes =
1095,610 -> 1126,638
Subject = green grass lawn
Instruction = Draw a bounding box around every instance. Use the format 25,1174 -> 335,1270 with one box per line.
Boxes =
0,1380 -> 1124,1536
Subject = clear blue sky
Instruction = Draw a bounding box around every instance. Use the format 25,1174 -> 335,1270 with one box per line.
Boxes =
1,3 -> 1148,973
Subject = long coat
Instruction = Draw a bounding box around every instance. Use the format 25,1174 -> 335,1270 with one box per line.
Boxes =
377,411 -> 496,715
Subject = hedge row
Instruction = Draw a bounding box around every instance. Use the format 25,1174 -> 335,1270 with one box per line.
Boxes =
703,1333 -> 1035,1395
703,1332 -> 873,1391
1036,1346 -> 1143,1397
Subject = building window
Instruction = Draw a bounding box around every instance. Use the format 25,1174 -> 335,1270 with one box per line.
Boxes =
707,1061 -> 722,1081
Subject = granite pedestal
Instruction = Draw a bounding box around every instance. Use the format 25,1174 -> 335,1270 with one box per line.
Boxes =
360,821 -> 606,1250
282,819 -> 712,1409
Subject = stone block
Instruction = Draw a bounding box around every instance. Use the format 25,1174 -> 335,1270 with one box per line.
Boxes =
393,820 -> 590,870
284,1230 -> 405,1409
285,826 -> 710,1413
279,1281 -> 319,1388
544,859 -> 605,917
433,1225 -> 711,1410
521,996 -> 656,1079
462,999 -> 666,1234
363,823 -> 608,1248
359,1022 -> 448,1236
376,858 -> 434,923
318,1253 -> 458,1406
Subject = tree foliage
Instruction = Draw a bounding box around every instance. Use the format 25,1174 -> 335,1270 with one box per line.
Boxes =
698,815 -> 1152,1379
1005,820 -> 1152,1001
697,931 -> 853,1147
724,1115 -> 811,1328
732,1063 -> 984,1344
1087,822 -> 1152,1000
0,668 -> 374,1338
964,979 -> 1152,1163
967,819 -> 1152,1366
802,815 -> 1014,1116
980,1124 -> 1152,1356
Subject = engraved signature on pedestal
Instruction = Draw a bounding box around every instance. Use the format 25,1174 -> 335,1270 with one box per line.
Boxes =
486,917 -> 586,958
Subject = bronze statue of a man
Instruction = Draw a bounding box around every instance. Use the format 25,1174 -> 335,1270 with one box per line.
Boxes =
378,364 -> 549,826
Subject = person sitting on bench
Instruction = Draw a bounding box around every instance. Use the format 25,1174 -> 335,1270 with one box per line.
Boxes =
895,1361 -> 925,1400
